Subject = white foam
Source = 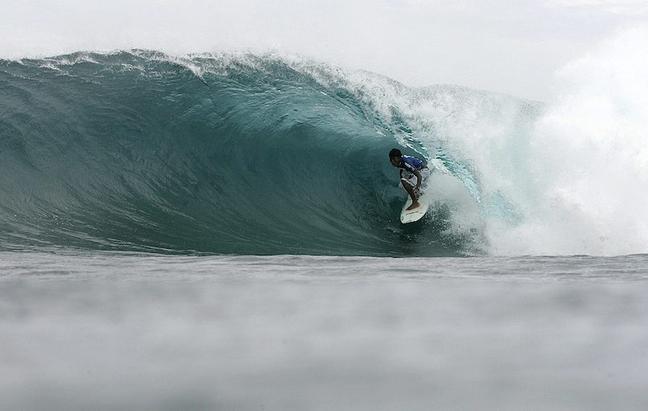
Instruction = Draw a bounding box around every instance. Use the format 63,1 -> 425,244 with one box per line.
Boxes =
483,27 -> 648,255
318,26 -> 648,255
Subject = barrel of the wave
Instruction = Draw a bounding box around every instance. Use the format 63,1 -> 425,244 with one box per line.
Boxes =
388,149 -> 431,224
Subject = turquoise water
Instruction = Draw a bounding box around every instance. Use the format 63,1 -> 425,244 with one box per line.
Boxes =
0,50 -> 540,256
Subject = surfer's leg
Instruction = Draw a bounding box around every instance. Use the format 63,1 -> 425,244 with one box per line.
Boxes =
401,178 -> 420,210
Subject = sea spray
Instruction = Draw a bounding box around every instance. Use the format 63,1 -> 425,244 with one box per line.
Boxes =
483,27 -> 648,255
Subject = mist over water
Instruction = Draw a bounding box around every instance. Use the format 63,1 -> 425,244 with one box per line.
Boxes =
3,252 -> 648,411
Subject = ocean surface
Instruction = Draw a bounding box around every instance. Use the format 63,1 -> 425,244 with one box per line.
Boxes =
2,50 -> 648,410
2,251 -> 648,410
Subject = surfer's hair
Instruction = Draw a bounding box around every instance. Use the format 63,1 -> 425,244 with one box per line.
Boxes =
389,148 -> 402,159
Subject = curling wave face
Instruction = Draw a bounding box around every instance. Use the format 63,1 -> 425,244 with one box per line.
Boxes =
0,50 -> 540,256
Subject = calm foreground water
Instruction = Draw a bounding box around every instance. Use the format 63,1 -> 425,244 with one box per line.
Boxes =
2,251 -> 648,410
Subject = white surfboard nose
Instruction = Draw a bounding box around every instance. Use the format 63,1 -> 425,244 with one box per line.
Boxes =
400,197 -> 429,223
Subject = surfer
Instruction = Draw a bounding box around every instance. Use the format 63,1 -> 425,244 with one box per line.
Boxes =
389,148 -> 429,210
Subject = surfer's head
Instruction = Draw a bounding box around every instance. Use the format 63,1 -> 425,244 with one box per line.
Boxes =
389,148 -> 402,166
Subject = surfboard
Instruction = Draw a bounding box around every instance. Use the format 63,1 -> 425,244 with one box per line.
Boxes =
400,194 -> 429,224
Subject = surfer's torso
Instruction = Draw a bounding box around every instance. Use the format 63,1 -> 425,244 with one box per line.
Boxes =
399,155 -> 426,174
